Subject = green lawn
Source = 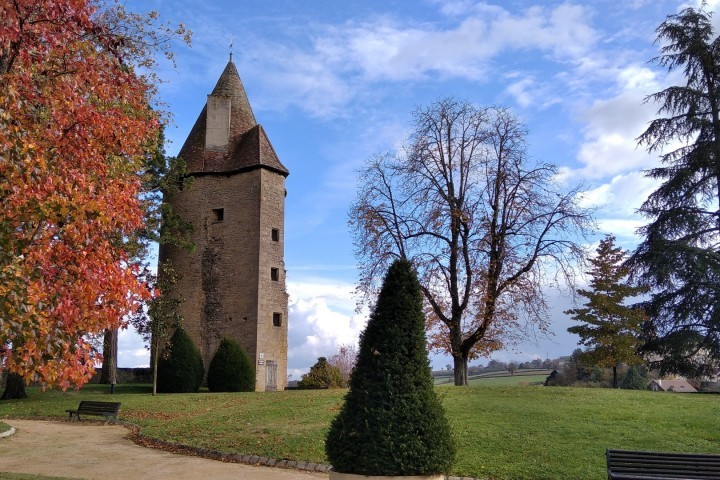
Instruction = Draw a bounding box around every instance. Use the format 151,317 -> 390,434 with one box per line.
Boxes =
436,374 -> 548,386
469,374 -> 547,386
1,384 -> 718,480
435,369 -> 551,386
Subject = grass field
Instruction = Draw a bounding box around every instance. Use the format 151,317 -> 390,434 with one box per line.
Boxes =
1,384 -> 718,480
436,374 -> 549,387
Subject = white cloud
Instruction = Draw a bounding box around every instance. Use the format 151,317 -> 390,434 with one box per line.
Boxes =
505,77 -> 536,108
341,4 -> 596,82
576,131 -> 645,179
245,46 -> 354,119
203,3 -> 599,118
596,218 -> 646,242
118,326 -> 150,368
565,65 -> 661,180
579,171 -> 658,213
286,279 -> 368,374
434,0 -> 477,17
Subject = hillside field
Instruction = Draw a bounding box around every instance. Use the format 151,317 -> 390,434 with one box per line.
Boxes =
1,384 -> 718,480
435,371 -> 550,386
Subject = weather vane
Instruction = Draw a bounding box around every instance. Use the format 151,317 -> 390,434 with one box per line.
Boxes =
229,34 -> 234,62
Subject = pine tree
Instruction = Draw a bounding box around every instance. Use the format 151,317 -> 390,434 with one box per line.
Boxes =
567,235 -> 647,388
620,365 -> 648,390
325,259 -> 455,476
629,5 -> 720,376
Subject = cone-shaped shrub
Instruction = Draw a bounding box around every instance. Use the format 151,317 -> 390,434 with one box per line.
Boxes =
157,327 -> 204,393
207,337 -> 255,392
325,259 -> 456,475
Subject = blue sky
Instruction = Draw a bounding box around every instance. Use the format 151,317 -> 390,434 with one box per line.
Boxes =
116,0 -> 718,378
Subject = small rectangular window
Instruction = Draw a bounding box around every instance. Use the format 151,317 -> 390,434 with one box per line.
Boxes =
273,312 -> 282,327
271,267 -> 279,281
271,228 -> 279,242
212,208 -> 224,222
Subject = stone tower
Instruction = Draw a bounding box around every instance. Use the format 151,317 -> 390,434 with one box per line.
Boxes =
160,59 -> 289,391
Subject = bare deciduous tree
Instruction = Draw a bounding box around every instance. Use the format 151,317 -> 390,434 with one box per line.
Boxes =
328,344 -> 357,387
350,98 -> 592,385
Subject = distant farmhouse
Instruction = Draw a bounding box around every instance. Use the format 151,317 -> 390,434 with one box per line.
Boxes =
159,58 -> 289,392
649,379 -> 697,393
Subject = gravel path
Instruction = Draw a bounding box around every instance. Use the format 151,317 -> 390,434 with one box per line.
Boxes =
0,419 -> 327,480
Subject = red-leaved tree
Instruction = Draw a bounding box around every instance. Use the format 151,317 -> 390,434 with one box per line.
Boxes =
0,0 -> 188,393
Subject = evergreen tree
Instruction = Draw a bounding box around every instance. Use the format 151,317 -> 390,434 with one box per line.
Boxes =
620,365 -> 648,390
298,357 -> 343,389
544,370 -> 560,387
629,5 -> 720,377
567,235 -> 647,388
157,327 -> 204,393
325,260 -> 455,476
207,337 -> 255,392
563,348 -> 593,385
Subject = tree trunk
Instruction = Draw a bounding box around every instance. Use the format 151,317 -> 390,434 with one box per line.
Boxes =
152,338 -> 159,396
453,355 -> 468,386
99,328 -> 118,385
1,373 -> 28,400
613,365 -> 618,389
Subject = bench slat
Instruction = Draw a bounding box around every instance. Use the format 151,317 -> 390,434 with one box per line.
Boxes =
612,459 -> 720,468
608,449 -> 720,480
609,450 -> 720,460
611,475 -> 720,480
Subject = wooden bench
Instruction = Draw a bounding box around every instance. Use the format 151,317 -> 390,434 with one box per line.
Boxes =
607,449 -> 720,479
66,401 -> 121,422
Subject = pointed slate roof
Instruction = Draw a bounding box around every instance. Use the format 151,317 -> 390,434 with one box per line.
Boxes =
178,60 -> 289,177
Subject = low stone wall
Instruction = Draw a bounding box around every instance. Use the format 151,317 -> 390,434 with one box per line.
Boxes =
88,368 -> 152,384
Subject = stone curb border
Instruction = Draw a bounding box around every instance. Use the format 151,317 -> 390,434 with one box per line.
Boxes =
125,422 -> 333,473
3,417 -> 479,480
126,424 -> 479,480
0,426 -> 16,438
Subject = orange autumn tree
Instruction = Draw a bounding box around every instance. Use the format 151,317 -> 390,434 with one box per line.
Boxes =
0,0 -> 188,392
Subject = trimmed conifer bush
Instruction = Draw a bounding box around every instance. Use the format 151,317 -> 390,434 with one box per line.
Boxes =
157,327 -> 204,393
325,259 -> 456,476
207,337 -> 255,392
